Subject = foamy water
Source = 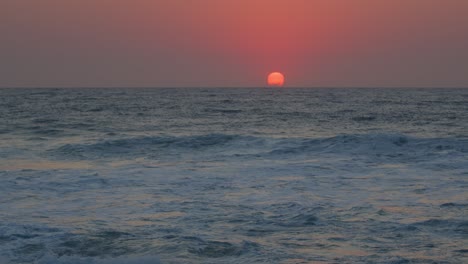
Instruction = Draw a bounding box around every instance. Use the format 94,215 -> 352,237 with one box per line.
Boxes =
0,88 -> 467,263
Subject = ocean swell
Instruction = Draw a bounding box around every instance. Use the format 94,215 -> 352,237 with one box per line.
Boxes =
49,133 -> 468,161
268,133 -> 468,160
50,134 -> 261,159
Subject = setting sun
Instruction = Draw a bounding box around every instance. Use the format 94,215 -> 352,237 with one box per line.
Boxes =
267,72 -> 285,87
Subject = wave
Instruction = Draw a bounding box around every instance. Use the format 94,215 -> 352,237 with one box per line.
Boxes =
188,240 -> 253,258
204,108 -> 243,114
37,255 -> 160,264
352,116 -> 377,122
50,134 -> 261,159
440,202 -> 468,208
267,133 -> 468,159
49,133 -> 468,161
409,219 -> 468,235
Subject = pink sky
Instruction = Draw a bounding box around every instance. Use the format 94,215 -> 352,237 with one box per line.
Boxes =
1,0 -> 467,87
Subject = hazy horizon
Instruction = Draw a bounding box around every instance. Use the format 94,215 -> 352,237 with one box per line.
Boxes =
1,0 -> 468,88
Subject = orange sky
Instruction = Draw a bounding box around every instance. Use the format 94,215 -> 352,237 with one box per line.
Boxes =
1,0 -> 467,87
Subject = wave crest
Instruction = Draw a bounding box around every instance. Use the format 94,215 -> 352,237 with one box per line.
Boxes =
49,133 -> 468,161
268,133 -> 467,158
50,134 -> 257,159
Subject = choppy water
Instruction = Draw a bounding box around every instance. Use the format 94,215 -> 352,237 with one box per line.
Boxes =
0,88 -> 467,263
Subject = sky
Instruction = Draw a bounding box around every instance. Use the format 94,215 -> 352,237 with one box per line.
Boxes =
1,0 -> 468,88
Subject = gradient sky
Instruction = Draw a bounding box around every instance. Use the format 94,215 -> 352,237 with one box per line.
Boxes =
1,0 -> 467,87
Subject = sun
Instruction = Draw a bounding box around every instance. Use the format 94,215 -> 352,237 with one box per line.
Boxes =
267,72 -> 285,87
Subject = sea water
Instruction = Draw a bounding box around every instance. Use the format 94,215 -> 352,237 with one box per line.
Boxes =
0,88 -> 467,263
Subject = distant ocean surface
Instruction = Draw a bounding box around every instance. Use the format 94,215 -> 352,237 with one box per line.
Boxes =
0,88 -> 467,264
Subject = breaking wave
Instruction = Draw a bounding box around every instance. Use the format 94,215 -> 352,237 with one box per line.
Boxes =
49,133 -> 468,161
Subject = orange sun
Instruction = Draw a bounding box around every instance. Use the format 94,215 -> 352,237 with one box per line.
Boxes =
267,72 -> 285,87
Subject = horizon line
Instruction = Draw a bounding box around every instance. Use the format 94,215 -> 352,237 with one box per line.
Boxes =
1,86 -> 468,89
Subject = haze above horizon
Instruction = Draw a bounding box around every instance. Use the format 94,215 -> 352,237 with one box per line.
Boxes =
1,0 -> 468,88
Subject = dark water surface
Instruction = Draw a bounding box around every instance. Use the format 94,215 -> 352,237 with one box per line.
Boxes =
0,88 -> 467,263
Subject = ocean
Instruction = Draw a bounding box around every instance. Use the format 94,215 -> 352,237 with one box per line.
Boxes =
0,88 -> 467,263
